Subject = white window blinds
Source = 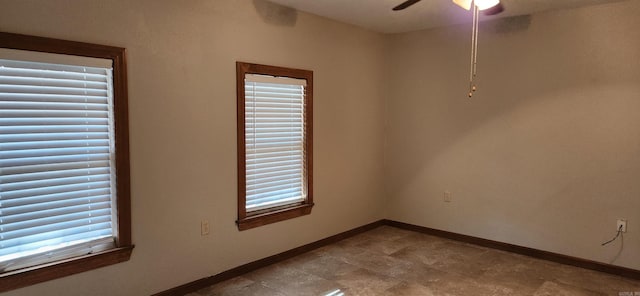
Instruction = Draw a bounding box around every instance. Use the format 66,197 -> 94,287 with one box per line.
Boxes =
244,74 -> 307,212
0,52 -> 116,271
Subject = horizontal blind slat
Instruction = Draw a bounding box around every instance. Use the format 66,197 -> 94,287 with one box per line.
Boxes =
0,132 -> 109,143
0,93 -> 107,104
2,180 -> 111,201
246,142 -> 301,150
0,109 -> 108,118
246,154 -> 301,164
0,100 -> 108,111
245,111 -> 302,117
1,173 -> 111,192
2,213 -> 112,240
0,231 -> 113,258
0,146 -> 110,160
0,166 -> 110,184
246,95 -> 304,101
247,194 -> 304,206
247,194 -> 304,208
246,127 -> 302,133
0,85 -> 107,96
245,119 -> 302,125
0,124 -> 108,134
247,181 -> 302,195
247,170 -> 302,183
246,163 -> 301,175
246,168 -> 302,181
3,208 -> 112,232
0,117 -> 108,126
0,140 -> 110,152
246,135 -> 302,143
2,197 -> 111,224
245,102 -> 304,108
0,75 -> 107,88
0,61 -> 108,77
0,153 -> 110,167
246,159 -> 301,171
247,188 -> 302,203
245,123 -> 303,129
0,224 -> 113,252
245,74 -> 306,86
246,149 -> 303,158
2,189 -> 111,216
0,160 -> 109,176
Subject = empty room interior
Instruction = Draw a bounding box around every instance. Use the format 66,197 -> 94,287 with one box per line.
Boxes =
0,0 -> 639,295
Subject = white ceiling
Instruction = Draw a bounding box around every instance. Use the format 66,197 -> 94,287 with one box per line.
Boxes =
267,0 -> 626,33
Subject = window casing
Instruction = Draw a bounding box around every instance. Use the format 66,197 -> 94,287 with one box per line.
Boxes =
0,32 -> 132,292
236,62 -> 313,230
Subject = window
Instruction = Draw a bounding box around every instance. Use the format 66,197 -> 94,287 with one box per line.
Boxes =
0,32 -> 132,292
236,62 -> 313,230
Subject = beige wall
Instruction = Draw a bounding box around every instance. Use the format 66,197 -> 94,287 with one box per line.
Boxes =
385,1 -> 640,270
2,0 -> 639,294
0,0 -> 387,295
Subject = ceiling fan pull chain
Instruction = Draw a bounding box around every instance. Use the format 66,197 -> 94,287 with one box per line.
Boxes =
469,2 -> 476,97
390,0 -> 503,98
473,4 -> 479,82
469,4 -> 479,97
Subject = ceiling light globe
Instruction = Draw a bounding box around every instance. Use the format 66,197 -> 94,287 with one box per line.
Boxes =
475,0 -> 500,10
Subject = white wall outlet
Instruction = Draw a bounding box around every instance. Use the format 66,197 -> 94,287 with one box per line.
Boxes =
201,220 -> 210,236
617,219 -> 627,233
444,191 -> 452,202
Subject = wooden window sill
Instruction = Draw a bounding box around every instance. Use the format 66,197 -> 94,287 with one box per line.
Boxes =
237,203 -> 314,231
0,245 -> 134,293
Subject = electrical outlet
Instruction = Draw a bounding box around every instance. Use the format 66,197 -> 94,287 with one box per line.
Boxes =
617,219 -> 627,233
201,220 -> 210,236
444,191 -> 452,202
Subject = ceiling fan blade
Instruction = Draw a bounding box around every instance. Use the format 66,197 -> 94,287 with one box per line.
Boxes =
482,2 -> 505,15
452,0 -> 472,10
392,0 -> 422,11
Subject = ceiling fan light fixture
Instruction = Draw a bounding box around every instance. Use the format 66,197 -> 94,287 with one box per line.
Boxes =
482,2 -> 504,15
452,0 -> 472,10
474,0 -> 500,11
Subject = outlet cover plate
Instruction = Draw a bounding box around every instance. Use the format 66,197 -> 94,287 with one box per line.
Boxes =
617,219 -> 627,233
444,191 -> 452,202
201,220 -> 210,236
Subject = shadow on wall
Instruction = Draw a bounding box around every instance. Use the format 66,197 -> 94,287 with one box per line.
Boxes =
252,0 -> 297,27
485,14 -> 532,34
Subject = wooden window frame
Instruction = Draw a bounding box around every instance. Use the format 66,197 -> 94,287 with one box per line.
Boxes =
0,32 -> 133,292
236,62 -> 313,231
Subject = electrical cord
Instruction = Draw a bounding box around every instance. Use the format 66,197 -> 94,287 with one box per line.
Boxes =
601,224 -> 624,246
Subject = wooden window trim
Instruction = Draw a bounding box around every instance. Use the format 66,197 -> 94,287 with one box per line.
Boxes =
0,247 -> 133,292
236,62 -> 313,231
0,32 -> 132,292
